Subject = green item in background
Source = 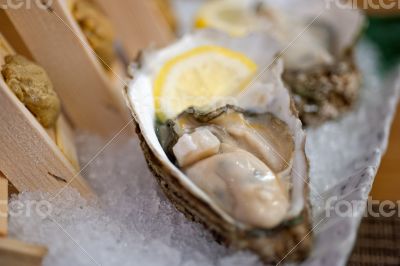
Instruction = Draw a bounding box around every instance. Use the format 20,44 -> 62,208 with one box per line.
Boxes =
365,16 -> 400,72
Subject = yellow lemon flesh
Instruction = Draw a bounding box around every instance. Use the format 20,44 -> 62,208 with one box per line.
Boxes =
195,0 -> 259,36
154,45 -> 257,121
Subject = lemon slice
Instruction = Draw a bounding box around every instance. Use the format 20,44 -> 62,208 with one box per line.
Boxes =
154,45 -> 257,121
195,0 -> 259,36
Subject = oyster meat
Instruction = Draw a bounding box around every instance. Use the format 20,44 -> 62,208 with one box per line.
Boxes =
126,31 -> 311,263
159,106 -> 295,229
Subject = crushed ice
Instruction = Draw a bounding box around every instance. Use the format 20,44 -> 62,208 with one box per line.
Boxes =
8,41 -> 400,266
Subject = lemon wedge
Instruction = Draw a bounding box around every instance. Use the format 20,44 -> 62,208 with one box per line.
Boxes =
154,45 -> 257,121
195,0 -> 260,36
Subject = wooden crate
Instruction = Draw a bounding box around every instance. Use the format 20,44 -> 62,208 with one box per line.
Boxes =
95,0 -> 175,59
0,32 -> 93,198
0,1 -> 129,136
0,238 -> 47,266
0,1 -> 177,265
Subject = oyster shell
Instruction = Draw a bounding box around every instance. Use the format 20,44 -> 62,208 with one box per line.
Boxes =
259,0 -> 365,125
125,31 -> 312,263
192,0 -> 365,125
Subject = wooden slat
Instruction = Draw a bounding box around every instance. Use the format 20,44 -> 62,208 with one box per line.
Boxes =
0,31 -> 13,65
45,128 -> 57,144
0,0 -> 128,136
95,0 -> 175,59
0,174 -> 7,237
0,10 -> 32,61
0,77 -> 93,197
0,32 -> 92,197
55,116 -> 80,172
0,238 -> 47,266
371,104 -> 400,200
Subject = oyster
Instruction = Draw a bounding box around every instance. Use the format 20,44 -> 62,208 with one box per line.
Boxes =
126,31 -> 312,263
159,105 -> 296,229
259,0 -> 365,126
193,0 -> 365,126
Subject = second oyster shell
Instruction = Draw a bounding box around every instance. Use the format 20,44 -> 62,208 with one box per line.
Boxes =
259,0 -> 365,125
191,0 -> 365,125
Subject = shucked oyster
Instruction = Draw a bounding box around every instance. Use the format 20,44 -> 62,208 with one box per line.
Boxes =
194,0 -> 365,126
126,31 -> 312,263
159,106 -> 295,229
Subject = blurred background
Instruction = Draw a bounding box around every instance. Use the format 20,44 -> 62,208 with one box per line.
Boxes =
347,1 -> 400,264
358,0 -> 400,201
